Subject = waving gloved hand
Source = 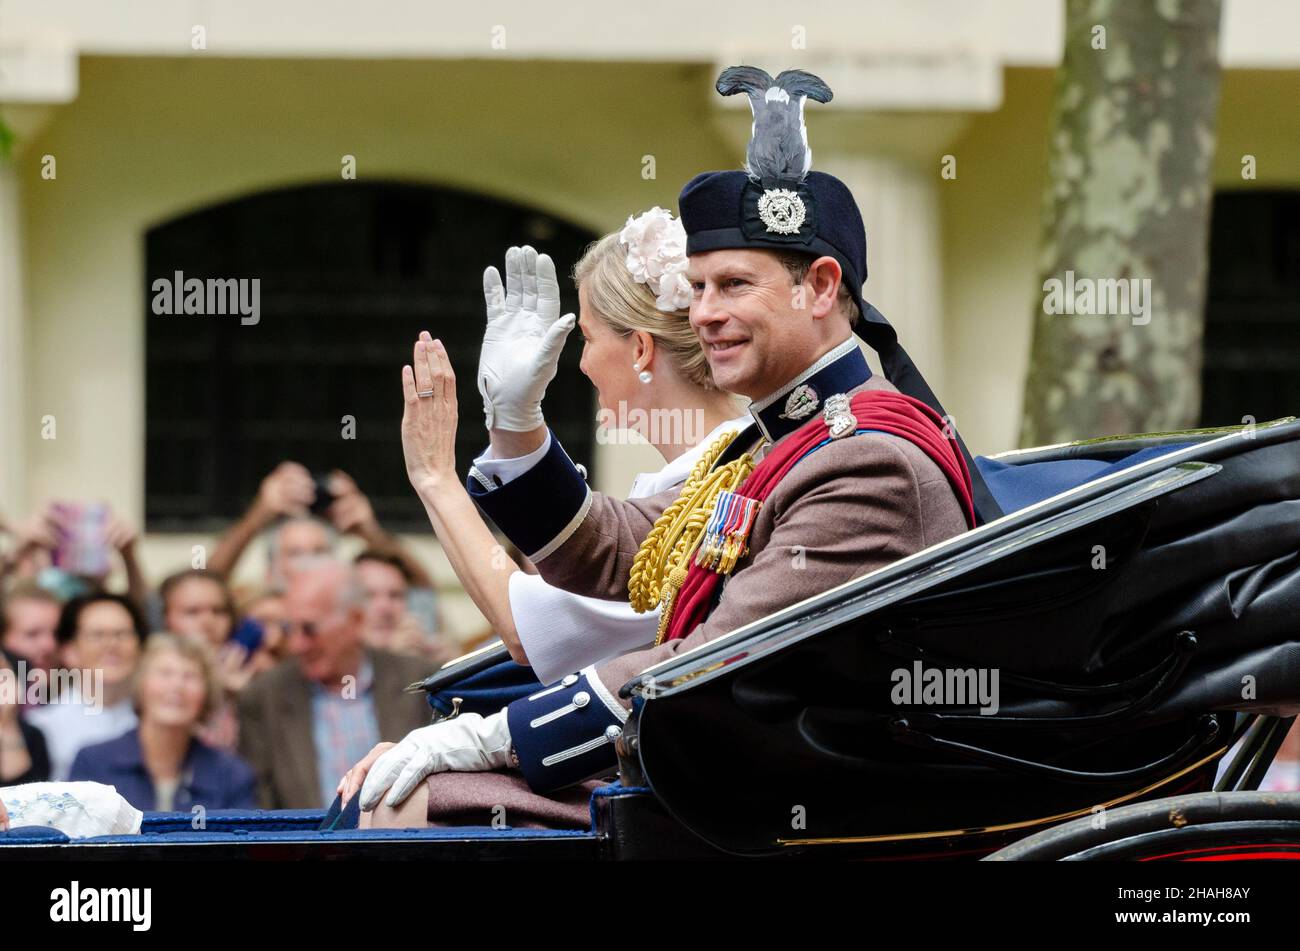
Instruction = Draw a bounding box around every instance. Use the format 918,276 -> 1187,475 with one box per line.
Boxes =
357,710 -> 514,811
477,245 -> 577,432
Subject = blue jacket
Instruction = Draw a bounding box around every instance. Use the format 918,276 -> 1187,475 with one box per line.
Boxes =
69,727 -> 258,812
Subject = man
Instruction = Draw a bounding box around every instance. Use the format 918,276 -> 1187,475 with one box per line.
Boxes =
346,65 -> 991,826
159,569 -> 236,649
237,559 -> 431,808
353,550 -> 453,664
208,462 -> 433,594
25,593 -> 145,780
0,583 -> 61,682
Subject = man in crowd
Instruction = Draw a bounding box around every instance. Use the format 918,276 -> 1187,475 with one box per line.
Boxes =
353,550 -> 454,664
237,558 -> 431,808
0,583 -> 61,685
25,593 -> 146,780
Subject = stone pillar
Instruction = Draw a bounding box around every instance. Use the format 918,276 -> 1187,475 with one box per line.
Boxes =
1,43 -> 76,515
815,149 -> 949,398
0,160 -> 27,514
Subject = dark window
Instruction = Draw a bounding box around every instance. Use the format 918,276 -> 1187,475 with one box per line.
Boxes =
1200,190 -> 1300,427
145,182 -> 598,532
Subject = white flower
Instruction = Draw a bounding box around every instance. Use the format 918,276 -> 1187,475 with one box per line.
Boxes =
655,266 -> 692,312
618,207 -> 691,312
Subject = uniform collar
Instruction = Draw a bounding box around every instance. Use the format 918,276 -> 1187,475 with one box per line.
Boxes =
748,337 -> 871,444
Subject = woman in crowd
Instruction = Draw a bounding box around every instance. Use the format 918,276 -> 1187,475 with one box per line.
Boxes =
0,645 -> 50,787
69,632 -> 256,811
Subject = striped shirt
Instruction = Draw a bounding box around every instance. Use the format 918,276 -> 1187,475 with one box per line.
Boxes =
310,657 -> 379,808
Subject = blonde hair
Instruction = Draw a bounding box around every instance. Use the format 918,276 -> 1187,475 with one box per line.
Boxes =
572,231 -> 717,392
132,632 -> 222,724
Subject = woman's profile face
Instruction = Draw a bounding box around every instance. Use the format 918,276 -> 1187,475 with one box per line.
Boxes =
140,649 -> 207,729
577,284 -> 640,418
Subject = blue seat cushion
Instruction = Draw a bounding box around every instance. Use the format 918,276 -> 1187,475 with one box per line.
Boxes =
975,444 -> 1195,514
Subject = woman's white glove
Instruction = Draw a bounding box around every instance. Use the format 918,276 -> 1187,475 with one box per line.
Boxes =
477,245 -> 576,432
358,710 -> 514,811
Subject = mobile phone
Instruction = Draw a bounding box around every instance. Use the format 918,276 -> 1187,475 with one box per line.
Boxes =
406,587 -> 439,637
309,473 -> 336,516
231,617 -> 265,657
51,502 -> 110,577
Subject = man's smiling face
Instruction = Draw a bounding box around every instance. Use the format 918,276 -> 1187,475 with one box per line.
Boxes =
687,248 -> 834,400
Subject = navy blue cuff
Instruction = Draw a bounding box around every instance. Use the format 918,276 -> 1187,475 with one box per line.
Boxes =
465,430 -> 590,560
507,672 -> 624,794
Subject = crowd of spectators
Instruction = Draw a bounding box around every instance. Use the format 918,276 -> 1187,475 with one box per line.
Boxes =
0,462 -> 463,815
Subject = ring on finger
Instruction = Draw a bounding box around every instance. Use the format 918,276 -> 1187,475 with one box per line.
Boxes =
416,389 -> 435,398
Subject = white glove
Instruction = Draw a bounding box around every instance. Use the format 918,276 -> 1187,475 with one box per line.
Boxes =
478,245 -> 577,432
358,710 -> 514,811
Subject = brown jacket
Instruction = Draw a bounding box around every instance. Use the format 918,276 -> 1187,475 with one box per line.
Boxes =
237,648 -> 432,809
535,375 -> 971,705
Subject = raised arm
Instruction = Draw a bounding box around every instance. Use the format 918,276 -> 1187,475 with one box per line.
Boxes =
405,335 -> 669,668
207,462 -> 315,580
403,333 -> 532,662
324,471 -> 435,591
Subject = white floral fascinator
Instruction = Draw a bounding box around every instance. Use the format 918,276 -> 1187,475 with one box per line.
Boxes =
617,207 -> 692,312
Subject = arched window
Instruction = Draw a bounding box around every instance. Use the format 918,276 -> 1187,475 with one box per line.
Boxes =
145,182 -> 598,531
1201,190 -> 1300,427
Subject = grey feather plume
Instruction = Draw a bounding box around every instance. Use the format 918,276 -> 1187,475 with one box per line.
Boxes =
716,66 -> 833,182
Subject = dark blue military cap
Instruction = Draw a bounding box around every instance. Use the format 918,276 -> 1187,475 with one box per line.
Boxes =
679,166 -> 888,357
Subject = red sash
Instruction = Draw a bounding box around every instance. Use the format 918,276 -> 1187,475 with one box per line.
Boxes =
664,390 -> 977,641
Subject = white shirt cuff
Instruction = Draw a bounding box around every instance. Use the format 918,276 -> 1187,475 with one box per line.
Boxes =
469,431 -> 554,489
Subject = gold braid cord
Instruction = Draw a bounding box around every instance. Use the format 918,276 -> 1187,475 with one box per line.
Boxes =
628,428 -> 756,646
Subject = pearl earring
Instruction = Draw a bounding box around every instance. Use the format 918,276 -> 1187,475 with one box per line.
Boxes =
639,370 -> 653,384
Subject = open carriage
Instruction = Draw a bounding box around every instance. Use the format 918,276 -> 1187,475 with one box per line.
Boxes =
3,416 -> 1299,860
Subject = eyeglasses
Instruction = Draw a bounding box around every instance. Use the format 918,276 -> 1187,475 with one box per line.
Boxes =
76,628 -> 138,645
283,608 -> 351,641
283,620 -> 320,640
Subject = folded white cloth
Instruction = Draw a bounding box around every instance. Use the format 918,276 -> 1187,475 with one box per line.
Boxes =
0,782 -> 142,838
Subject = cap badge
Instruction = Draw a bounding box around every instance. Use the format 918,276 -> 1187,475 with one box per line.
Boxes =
757,187 -> 806,235
778,383 -> 819,420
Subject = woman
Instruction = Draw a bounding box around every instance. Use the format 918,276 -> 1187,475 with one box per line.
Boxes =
0,645 -> 50,787
410,210 -> 743,682
338,209 -> 747,809
68,632 -> 257,812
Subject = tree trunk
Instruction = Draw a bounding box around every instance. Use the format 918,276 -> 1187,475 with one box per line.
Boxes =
1020,0 -> 1223,446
